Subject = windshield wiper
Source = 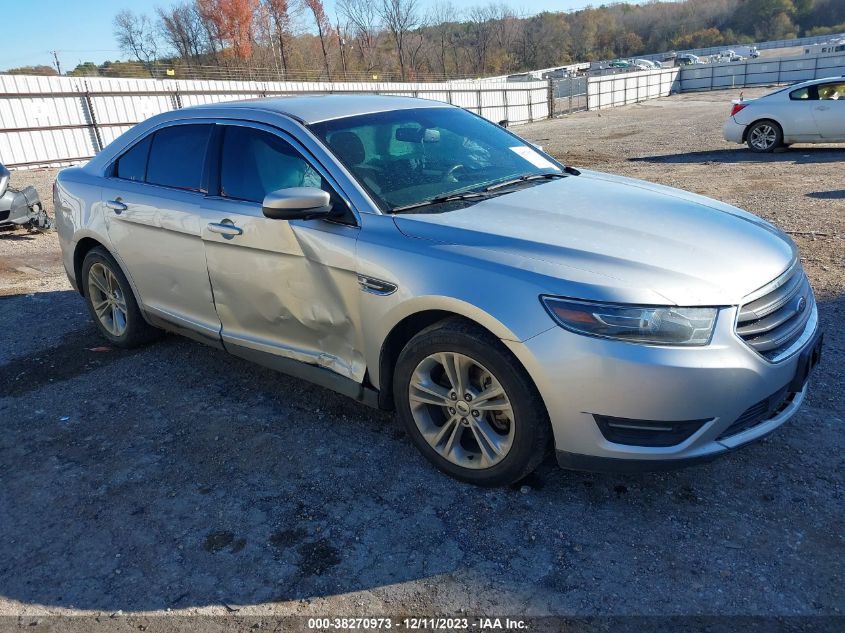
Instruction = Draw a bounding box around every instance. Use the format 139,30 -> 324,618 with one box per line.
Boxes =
484,171 -> 568,192
389,167 -> 579,213
390,190 -> 495,213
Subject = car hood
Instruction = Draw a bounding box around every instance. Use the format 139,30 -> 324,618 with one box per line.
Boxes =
392,170 -> 795,306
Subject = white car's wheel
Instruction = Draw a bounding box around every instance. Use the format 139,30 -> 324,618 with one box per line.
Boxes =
746,120 -> 783,153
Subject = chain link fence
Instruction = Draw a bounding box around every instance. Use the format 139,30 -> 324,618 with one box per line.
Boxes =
549,76 -> 588,117
64,61 -> 484,84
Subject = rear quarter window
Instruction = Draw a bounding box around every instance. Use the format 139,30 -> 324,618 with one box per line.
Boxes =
789,87 -> 811,100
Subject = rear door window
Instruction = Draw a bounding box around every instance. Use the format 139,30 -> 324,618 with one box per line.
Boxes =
145,124 -> 213,192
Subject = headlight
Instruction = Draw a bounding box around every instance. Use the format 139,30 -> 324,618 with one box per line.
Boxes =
541,297 -> 718,346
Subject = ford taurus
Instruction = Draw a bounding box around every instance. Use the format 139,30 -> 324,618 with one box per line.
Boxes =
55,95 -> 822,485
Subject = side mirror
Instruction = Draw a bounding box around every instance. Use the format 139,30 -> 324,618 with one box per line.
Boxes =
262,187 -> 333,221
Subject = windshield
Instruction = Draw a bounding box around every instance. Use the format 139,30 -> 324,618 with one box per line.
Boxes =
309,107 -> 562,212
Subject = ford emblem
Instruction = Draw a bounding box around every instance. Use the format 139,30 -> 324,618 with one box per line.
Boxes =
796,296 -> 807,313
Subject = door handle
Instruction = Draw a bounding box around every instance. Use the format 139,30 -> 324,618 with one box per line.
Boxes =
815,105 -> 830,111
105,199 -> 127,214
207,222 -> 243,237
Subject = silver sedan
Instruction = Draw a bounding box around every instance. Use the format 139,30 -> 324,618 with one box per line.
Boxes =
55,95 -> 822,485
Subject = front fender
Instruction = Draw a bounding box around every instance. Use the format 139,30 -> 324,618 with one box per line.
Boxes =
356,214 -> 558,390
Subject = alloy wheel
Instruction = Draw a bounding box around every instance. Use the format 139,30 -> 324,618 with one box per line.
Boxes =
87,262 -> 128,337
408,352 -> 515,469
749,124 -> 777,150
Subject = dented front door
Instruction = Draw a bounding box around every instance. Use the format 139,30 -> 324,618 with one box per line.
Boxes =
202,199 -> 364,381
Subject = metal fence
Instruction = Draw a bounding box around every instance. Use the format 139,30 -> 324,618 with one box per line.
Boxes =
679,52 -> 845,91
586,68 -> 680,110
4,33 -> 844,168
0,74 -> 550,169
637,32 -> 845,63
550,76 -> 588,116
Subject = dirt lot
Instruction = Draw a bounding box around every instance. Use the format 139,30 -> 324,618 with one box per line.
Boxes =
0,88 -> 843,624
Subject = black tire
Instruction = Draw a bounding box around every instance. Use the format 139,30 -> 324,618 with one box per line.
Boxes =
393,317 -> 551,486
81,247 -> 160,348
746,119 -> 783,153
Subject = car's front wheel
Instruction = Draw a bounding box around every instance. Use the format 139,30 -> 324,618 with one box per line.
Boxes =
746,120 -> 782,152
393,318 -> 550,486
82,247 -> 160,348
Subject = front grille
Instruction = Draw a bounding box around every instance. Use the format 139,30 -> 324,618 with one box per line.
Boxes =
716,386 -> 794,440
0,210 -> 9,222
736,263 -> 814,361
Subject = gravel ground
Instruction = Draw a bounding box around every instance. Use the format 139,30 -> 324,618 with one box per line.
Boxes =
0,88 -> 843,624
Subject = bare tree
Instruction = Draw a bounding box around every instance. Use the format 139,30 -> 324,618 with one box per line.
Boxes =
114,10 -> 160,74
157,3 -> 205,62
464,5 -> 497,75
264,0 -> 294,75
428,1 -> 460,77
489,3 -> 520,71
338,0 -> 381,75
304,0 -> 334,79
378,0 -> 421,81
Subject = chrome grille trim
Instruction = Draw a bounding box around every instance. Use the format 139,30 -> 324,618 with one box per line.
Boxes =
736,262 -> 816,362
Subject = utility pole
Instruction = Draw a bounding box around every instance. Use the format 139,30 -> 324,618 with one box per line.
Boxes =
51,50 -> 62,75
337,21 -> 348,80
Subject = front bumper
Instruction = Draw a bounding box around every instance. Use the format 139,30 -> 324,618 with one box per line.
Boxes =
505,305 -> 819,471
0,185 -> 51,229
723,117 -> 745,144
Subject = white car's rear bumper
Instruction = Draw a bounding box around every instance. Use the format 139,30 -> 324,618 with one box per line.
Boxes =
723,117 -> 745,144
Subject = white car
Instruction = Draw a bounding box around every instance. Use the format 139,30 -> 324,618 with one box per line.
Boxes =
723,77 -> 845,152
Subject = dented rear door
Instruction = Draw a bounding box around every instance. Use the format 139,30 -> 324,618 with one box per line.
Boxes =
201,123 -> 366,382
103,122 -> 222,342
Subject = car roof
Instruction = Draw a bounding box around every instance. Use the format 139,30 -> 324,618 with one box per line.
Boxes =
758,76 -> 844,98
783,76 -> 844,90
188,94 -> 453,124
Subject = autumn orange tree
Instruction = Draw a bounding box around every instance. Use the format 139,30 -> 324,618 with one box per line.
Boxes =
196,0 -> 258,60
97,0 -> 845,82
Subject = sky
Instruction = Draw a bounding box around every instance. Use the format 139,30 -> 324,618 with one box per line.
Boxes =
0,0 -> 634,71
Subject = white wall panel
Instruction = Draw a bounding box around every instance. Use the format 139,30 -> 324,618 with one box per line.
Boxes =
0,74 -> 550,168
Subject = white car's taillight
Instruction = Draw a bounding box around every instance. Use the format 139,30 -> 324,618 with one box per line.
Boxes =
730,103 -> 747,117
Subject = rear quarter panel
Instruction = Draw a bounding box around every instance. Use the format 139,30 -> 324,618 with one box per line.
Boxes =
54,167 -> 108,289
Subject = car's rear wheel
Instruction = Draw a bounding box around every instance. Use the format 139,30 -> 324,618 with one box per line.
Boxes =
393,318 -> 550,486
746,120 -> 782,152
82,247 -> 160,348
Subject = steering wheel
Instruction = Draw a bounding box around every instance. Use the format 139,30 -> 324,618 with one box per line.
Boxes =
444,163 -> 466,183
